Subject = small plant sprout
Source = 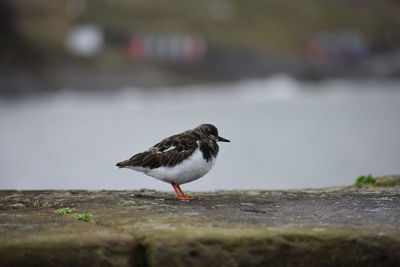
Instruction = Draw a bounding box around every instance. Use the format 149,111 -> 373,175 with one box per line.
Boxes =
73,213 -> 93,222
355,174 -> 376,186
55,208 -> 75,215
54,208 -> 92,222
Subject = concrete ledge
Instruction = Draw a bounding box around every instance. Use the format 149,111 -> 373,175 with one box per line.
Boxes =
1,183 -> 399,266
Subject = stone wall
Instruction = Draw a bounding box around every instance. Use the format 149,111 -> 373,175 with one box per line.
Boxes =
1,179 -> 400,266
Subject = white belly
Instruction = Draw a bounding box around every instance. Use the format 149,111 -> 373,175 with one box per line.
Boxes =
130,148 -> 216,185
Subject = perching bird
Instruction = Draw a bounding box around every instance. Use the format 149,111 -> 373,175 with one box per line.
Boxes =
116,124 -> 230,200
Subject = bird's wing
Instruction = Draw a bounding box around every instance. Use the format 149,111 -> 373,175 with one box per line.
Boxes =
116,132 -> 198,169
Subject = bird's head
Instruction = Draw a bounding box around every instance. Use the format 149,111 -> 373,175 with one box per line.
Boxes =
196,124 -> 230,142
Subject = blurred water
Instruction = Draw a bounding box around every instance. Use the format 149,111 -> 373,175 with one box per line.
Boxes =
1,76 -> 400,191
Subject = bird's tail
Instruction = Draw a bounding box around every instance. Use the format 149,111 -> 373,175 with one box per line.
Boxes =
116,160 -> 129,168
116,152 -> 146,168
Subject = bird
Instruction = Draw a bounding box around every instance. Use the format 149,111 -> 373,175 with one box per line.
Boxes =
116,124 -> 230,200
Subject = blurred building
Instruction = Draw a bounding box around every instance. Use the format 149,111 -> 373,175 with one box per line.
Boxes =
305,31 -> 369,67
65,24 -> 104,57
1,0 -> 400,94
125,33 -> 206,62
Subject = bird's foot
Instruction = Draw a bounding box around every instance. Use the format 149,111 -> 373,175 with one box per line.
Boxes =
176,195 -> 195,201
171,183 -> 195,200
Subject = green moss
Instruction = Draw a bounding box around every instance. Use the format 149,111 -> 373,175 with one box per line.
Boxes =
55,208 -> 92,222
72,213 -> 93,222
55,208 -> 75,215
355,174 -> 376,186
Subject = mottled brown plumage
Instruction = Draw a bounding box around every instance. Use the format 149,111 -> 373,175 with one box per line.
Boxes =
116,130 -> 199,169
116,124 -> 229,169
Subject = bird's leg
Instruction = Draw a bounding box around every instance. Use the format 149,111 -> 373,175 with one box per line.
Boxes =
171,183 -> 194,200
171,183 -> 183,198
176,184 -> 195,200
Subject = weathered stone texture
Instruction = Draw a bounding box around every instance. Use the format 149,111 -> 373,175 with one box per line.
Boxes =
1,182 -> 399,266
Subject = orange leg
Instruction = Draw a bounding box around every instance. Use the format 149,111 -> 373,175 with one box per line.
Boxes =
171,183 -> 194,200
176,184 -> 195,200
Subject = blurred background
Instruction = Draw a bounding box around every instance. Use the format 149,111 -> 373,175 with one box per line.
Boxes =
1,0 -> 400,190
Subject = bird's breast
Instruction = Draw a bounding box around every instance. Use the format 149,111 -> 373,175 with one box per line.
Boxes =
146,147 -> 216,184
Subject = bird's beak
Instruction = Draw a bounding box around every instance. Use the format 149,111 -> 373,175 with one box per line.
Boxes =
217,136 -> 230,142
